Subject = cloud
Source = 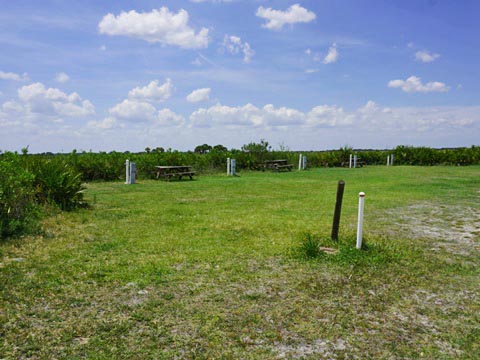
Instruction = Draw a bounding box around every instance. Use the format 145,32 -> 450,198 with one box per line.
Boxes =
0,70 -> 28,81
190,103 -> 305,128
388,76 -> 449,93
221,35 -> 255,63
107,98 -> 184,126
256,4 -> 316,30
415,50 -> 440,63
306,105 -> 353,127
16,82 -> 95,118
98,7 -> 209,49
128,79 -> 173,102
187,88 -> 211,103
55,72 -> 70,83
323,43 -> 338,64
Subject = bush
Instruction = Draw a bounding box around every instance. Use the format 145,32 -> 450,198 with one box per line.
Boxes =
29,157 -> 86,211
0,153 -> 39,238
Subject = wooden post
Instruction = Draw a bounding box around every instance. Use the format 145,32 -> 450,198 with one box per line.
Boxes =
331,180 -> 345,241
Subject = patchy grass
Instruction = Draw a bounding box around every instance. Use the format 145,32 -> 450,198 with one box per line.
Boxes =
1,166 -> 479,359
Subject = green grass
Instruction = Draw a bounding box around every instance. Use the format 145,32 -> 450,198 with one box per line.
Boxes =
1,166 -> 479,359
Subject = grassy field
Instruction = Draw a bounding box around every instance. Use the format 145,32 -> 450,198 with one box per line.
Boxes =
1,166 -> 479,359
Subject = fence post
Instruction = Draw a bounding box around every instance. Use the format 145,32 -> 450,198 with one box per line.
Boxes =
331,180 -> 345,241
125,160 -> 130,184
356,192 -> 365,249
129,162 -> 136,184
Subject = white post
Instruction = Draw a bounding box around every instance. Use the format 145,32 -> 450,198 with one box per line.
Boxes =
130,162 -> 136,184
356,192 -> 365,249
353,155 -> 358,169
298,153 -> 303,170
227,157 -> 231,175
349,154 -> 352,168
391,154 -> 394,166
125,159 -> 130,184
387,155 -> 390,166
231,159 -> 236,176
302,155 -> 307,170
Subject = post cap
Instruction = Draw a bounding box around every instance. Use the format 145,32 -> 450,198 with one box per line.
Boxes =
359,192 -> 365,197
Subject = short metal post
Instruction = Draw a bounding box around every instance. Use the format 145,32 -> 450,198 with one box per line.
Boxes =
354,155 -> 358,169
356,192 -> 365,249
125,159 -> 130,184
130,162 -> 136,184
302,155 -> 307,170
227,158 -> 231,175
231,159 -> 236,176
387,155 -> 390,166
391,154 -> 394,166
331,180 -> 345,241
298,154 -> 303,170
349,154 -> 352,168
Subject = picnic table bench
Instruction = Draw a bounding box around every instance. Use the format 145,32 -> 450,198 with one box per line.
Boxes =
155,166 -> 195,181
262,159 -> 294,172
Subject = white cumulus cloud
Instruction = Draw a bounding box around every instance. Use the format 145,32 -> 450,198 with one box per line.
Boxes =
17,82 -> 95,117
221,35 -> 255,63
98,7 -> 209,49
415,50 -> 440,63
187,88 -> 211,103
128,79 -> 173,102
0,70 -> 28,81
388,76 -> 449,93
256,4 -> 316,31
55,72 -> 70,83
323,44 -> 338,64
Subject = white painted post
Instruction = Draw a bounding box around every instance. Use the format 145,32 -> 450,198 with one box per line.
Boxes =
391,154 -> 394,166
231,159 -> 236,176
302,155 -> 307,170
298,154 -> 303,170
227,157 -> 231,175
125,160 -> 130,184
356,192 -> 365,249
349,154 -> 352,168
130,162 -> 136,184
353,155 -> 358,169
387,155 -> 390,166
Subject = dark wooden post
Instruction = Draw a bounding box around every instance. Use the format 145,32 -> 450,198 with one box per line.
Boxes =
331,180 -> 345,241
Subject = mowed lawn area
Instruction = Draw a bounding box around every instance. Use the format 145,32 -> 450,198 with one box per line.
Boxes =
1,166 -> 479,359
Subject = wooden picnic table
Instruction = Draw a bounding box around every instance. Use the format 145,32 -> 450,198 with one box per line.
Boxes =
155,166 -> 195,181
263,159 -> 294,172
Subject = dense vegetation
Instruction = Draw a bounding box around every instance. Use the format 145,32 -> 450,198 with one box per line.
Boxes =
4,144 -> 479,182
0,151 -> 85,239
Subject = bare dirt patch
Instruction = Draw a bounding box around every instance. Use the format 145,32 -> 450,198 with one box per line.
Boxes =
379,203 -> 480,256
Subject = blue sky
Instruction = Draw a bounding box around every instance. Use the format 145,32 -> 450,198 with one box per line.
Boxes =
1,0 -> 479,152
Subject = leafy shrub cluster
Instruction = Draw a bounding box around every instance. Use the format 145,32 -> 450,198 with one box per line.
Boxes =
17,144 -> 480,183
0,153 -> 38,238
0,152 -> 86,239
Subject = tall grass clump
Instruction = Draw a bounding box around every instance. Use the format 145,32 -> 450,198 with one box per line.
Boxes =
0,153 -> 39,238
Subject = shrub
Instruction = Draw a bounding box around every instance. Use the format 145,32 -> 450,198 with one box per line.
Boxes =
29,157 -> 86,211
0,153 -> 39,238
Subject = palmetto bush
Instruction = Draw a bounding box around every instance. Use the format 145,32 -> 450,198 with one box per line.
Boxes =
29,157 -> 86,211
0,153 -> 38,238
